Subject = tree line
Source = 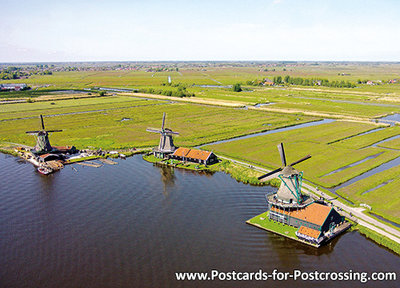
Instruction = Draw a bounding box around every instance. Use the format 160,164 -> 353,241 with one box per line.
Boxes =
275,75 -> 356,88
246,76 -> 357,88
138,83 -> 195,97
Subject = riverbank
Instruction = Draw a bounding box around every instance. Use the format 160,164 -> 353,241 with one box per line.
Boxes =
143,154 -> 280,187
355,224 -> 400,255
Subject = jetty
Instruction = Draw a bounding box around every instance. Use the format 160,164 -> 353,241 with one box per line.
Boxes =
76,161 -> 103,168
98,158 -> 118,165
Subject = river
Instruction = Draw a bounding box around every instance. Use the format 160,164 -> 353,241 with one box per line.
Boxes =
0,154 -> 398,288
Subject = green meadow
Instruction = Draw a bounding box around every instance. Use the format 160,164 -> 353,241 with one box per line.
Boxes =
203,121 -> 400,186
0,100 -> 315,150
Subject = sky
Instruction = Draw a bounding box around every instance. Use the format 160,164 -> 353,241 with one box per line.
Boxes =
1,0 -> 399,62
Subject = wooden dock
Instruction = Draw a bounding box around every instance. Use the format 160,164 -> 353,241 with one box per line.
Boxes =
76,161 -> 103,168
98,158 -> 118,165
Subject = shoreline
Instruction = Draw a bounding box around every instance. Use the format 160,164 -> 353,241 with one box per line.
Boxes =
0,145 -> 399,255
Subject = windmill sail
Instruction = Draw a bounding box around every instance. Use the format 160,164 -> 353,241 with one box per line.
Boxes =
257,143 -> 311,204
146,113 -> 179,157
25,115 -> 63,154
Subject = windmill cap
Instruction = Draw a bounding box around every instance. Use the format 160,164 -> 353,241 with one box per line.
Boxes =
281,165 -> 300,176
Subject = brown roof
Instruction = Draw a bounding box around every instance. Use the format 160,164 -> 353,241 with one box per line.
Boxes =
173,147 -> 212,161
271,203 -> 332,226
297,226 -> 321,239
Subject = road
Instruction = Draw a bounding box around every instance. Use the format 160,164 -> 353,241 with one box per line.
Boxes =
218,155 -> 400,244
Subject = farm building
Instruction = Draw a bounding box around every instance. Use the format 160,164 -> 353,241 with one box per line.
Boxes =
171,147 -> 218,165
263,78 -> 274,86
0,83 -> 28,91
269,201 -> 344,245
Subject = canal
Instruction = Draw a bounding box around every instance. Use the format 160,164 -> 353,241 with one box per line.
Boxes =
0,154 -> 398,288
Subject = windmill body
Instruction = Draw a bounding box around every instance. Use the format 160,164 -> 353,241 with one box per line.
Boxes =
258,143 -> 312,208
26,115 -> 62,154
146,113 -> 179,158
35,131 -> 53,153
250,143 -> 349,246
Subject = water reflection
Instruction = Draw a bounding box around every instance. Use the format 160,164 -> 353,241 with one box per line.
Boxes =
158,164 -> 175,197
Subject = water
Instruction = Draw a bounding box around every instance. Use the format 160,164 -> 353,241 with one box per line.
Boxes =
0,154 -> 398,288
378,113 -> 400,122
376,113 -> 400,126
254,103 -> 275,107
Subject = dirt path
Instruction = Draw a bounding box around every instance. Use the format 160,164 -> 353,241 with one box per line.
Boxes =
120,92 -> 247,107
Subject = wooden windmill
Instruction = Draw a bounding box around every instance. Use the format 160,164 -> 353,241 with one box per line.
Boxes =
25,115 -> 62,154
146,113 -> 179,158
258,143 -> 311,205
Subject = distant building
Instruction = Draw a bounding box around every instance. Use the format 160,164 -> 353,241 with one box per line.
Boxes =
171,147 -> 218,165
263,78 -> 274,86
0,83 -> 28,91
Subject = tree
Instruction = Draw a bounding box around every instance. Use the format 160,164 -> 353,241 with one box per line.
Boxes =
233,83 -> 242,92
284,75 -> 290,84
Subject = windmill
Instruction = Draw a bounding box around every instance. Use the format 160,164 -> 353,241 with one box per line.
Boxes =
258,143 -> 311,205
146,113 -> 179,158
25,115 -> 62,154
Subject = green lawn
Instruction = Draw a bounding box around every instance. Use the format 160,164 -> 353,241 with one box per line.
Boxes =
247,211 -> 299,240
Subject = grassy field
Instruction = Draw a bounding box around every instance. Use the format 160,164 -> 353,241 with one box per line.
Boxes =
0,95 -> 160,120
337,165 -> 400,223
0,97 -> 316,150
3,64 -> 400,120
203,121 -> 400,187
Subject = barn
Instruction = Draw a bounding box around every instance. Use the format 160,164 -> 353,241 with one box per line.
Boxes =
269,202 -> 344,245
171,147 -> 218,165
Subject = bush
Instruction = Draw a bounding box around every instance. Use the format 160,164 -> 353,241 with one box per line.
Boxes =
233,83 -> 242,92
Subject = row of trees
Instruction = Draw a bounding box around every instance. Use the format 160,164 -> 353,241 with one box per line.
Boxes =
138,85 -> 195,98
273,76 -> 356,88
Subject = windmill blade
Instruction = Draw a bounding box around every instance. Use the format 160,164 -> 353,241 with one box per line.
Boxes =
258,167 -> 282,181
146,128 -> 162,133
165,131 -> 179,135
290,154 -> 311,166
40,115 -> 45,130
161,112 -> 166,130
277,143 -> 287,167
47,129 -> 63,133
25,130 -> 40,134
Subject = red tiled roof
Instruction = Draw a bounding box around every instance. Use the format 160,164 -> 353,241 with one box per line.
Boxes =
271,203 -> 332,226
297,226 -> 321,239
173,147 -> 212,161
